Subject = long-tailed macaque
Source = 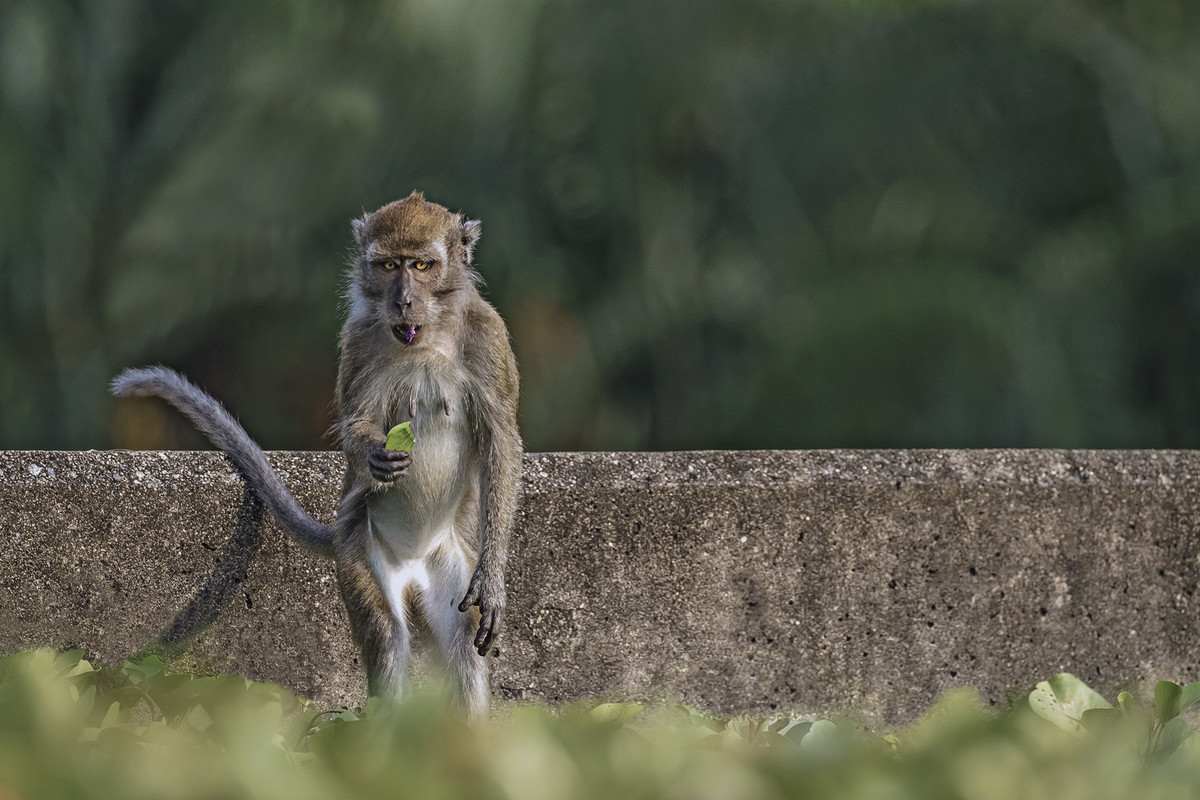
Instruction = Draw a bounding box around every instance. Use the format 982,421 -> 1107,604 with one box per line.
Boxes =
112,192 -> 522,719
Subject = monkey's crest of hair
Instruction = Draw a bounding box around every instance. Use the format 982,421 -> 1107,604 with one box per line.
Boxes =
352,191 -> 483,283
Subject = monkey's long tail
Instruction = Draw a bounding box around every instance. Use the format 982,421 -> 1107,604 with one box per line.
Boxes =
111,366 -> 336,557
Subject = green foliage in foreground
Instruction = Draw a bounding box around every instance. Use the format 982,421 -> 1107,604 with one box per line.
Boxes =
5,650 -> 1200,799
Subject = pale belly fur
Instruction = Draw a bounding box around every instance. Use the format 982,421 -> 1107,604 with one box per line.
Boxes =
366,367 -> 477,566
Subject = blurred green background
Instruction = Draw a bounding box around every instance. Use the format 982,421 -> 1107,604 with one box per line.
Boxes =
2,0 -> 1199,453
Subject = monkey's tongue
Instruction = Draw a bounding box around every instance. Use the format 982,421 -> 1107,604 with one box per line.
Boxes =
395,324 -> 419,346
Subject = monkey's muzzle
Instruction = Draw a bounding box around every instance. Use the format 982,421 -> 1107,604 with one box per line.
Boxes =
393,323 -> 421,346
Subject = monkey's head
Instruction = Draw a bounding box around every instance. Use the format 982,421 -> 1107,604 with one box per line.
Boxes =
350,191 -> 482,348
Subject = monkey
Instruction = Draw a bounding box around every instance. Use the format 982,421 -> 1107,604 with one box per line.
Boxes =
112,192 -> 522,720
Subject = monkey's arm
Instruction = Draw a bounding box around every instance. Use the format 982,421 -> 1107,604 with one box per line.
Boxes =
458,304 -> 523,656
335,324 -> 412,483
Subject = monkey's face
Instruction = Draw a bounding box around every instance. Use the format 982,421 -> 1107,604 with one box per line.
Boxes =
350,193 -> 483,348
373,250 -> 450,347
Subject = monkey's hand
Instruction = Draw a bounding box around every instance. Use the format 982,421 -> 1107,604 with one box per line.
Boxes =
458,567 -> 505,656
367,442 -> 412,482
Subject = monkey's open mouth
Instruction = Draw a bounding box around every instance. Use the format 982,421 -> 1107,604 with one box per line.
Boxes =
393,323 -> 421,346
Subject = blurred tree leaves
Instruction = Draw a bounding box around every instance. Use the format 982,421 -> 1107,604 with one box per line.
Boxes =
2,0 -> 1199,451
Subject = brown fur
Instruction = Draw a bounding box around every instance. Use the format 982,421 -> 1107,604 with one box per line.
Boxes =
334,193 -> 521,717
112,193 -> 520,719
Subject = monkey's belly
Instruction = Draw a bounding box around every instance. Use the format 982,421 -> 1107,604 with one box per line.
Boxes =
367,416 -> 474,562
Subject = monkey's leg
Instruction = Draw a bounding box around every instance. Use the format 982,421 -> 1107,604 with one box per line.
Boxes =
421,545 -> 490,720
335,548 -> 411,700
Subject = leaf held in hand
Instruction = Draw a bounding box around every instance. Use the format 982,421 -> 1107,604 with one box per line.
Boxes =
385,422 -> 415,452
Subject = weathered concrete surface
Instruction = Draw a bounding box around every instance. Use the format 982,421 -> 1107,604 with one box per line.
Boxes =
2,449 -> 1200,724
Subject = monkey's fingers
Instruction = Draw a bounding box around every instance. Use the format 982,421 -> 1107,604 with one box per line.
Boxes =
368,448 -> 412,481
474,609 -> 501,655
458,574 -> 482,612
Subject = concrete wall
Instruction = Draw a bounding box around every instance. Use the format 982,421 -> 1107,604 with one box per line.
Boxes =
3,449 -> 1200,724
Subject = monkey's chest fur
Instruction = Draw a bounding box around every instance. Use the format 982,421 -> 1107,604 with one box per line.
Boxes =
367,363 -> 479,565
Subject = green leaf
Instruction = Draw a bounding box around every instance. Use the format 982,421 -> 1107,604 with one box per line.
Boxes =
589,702 -> 644,724
1179,682 -> 1200,713
1080,707 -> 1122,730
100,701 -> 121,729
675,704 -> 724,732
184,704 -> 214,732
766,717 -> 789,733
1155,681 -> 1182,723
798,720 -> 840,751
1030,682 -> 1078,732
385,422 -> 415,452
1118,691 -> 1135,714
1155,717 -> 1188,759
120,655 -> 164,686
1029,674 -> 1111,733
76,684 -> 97,716
782,721 -> 813,742
53,649 -> 87,677
64,658 -> 95,678
1049,673 -> 1112,716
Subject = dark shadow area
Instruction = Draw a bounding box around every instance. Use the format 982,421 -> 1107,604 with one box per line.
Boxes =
148,484 -> 264,654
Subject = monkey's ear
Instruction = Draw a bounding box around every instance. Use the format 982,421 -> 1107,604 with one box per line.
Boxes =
351,216 -> 369,248
460,218 -> 482,264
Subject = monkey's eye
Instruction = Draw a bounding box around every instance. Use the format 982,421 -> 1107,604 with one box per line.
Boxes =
381,260 -> 399,271
413,260 -> 430,271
